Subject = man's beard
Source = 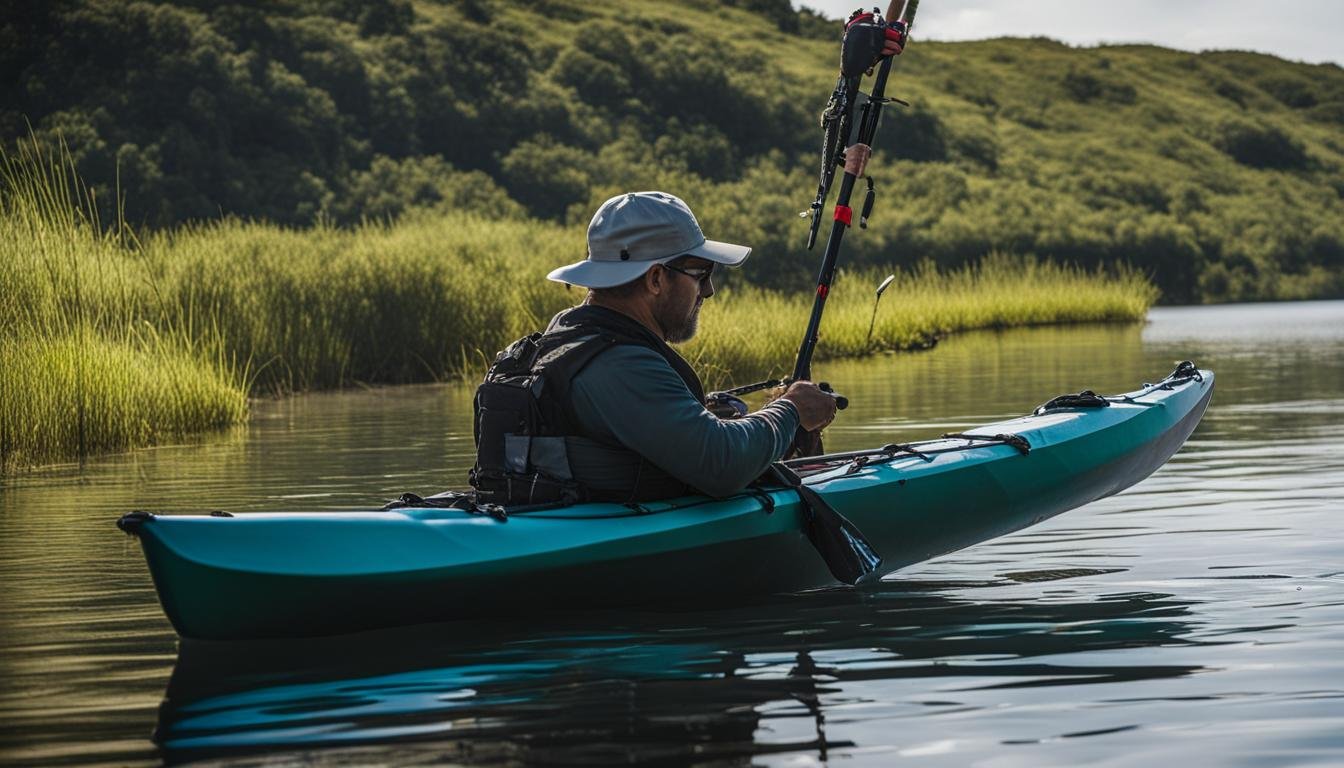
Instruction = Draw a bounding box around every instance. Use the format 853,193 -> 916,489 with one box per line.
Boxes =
660,297 -> 701,344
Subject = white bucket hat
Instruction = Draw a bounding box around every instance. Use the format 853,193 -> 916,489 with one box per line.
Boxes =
547,191 -> 751,289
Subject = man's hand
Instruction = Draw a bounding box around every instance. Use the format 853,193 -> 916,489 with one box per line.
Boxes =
779,381 -> 839,432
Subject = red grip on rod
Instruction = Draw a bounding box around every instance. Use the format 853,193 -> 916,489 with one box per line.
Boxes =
834,205 -> 853,226
817,284 -> 829,299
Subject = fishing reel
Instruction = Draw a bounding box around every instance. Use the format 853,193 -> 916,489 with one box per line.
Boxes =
705,391 -> 750,419
705,381 -> 849,420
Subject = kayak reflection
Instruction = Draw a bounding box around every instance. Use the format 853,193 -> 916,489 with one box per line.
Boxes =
155,581 -> 1207,765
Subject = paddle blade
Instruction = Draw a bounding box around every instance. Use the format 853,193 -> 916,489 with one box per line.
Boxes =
766,462 -> 882,585
805,506 -> 882,584
795,482 -> 882,584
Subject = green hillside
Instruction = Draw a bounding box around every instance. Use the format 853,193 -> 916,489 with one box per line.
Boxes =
5,0 -> 1343,302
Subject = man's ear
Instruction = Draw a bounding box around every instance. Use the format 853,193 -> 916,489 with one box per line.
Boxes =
645,265 -> 664,295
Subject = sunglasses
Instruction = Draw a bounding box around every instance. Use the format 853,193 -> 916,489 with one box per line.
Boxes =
662,261 -> 715,285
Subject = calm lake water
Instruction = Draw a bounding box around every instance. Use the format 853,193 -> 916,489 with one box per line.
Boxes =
1,301 -> 1342,766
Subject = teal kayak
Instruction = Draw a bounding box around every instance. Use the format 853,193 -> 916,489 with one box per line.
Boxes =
118,364 -> 1213,640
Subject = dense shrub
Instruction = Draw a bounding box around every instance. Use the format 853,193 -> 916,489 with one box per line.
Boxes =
1214,120 -> 1312,170
1211,79 -> 1250,106
549,48 -> 632,108
717,0 -> 800,33
1257,75 -> 1319,108
499,137 -> 594,219
1063,68 -> 1137,104
1073,170 -> 1169,212
889,107 -> 949,162
332,155 -> 523,222
654,121 -> 737,180
949,127 -> 999,171
1308,101 -> 1344,125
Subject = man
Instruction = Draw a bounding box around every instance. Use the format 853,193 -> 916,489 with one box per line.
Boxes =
471,191 -> 838,505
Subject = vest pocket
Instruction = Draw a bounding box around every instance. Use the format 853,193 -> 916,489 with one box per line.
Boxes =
504,434 -> 530,474
529,436 -> 573,480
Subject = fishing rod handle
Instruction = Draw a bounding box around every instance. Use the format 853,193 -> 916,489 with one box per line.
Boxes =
794,2 -> 918,386
844,143 -> 872,177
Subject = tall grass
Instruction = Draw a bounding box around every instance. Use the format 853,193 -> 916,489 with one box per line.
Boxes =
1,138 -> 247,469
0,334 -> 246,467
687,256 -> 1157,386
133,219 -> 1155,393
0,140 -> 1156,471
144,214 -> 574,394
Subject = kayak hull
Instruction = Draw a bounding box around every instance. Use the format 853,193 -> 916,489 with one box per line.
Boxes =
121,369 -> 1213,639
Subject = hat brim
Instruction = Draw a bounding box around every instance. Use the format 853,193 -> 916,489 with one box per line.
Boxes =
547,257 -> 669,289
685,238 -> 751,267
547,239 -> 752,289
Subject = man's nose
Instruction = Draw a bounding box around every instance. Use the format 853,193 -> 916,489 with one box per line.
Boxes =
700,275 -> 715,299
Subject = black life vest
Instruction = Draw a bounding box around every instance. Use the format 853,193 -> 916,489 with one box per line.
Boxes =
470,305 -> 705,506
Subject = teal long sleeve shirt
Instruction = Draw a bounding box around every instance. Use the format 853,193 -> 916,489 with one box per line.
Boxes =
564,344 -> 800,499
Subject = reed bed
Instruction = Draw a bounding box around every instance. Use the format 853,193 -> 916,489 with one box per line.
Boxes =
132,220 -> 1155,393
687,256 -> 1158,386
145,214 -> 578,393
0,334 -> 246,468
1,139 -> 248,470
1,142 -> 1156,471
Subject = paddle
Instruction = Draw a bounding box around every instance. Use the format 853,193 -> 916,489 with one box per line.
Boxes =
765,461 -> 881,584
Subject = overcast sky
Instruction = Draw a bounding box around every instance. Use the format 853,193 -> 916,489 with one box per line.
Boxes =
798,1 -> 1343,66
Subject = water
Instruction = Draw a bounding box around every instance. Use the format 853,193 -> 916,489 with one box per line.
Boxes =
1,301 -> 1342,766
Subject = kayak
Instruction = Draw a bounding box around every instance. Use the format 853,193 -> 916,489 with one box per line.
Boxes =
118,363 -> 1213,640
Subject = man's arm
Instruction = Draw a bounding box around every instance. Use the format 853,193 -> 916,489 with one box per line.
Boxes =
570,346 -> 800,498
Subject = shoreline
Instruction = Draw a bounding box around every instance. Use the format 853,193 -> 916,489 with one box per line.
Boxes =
2,308 -> 1154,475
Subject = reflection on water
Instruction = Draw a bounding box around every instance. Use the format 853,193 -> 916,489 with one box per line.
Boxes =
2,301 -> 1343,766
156,586 -> 1205,765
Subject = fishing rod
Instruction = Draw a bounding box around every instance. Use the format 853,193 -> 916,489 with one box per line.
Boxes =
787,0 -> 919,457
794,0 -> 919,388
703,3 -> 918,432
